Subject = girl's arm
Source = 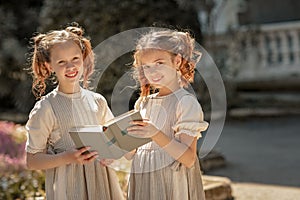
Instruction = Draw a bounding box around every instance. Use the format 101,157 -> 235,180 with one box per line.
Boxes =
26,147 -> 98,170
127,121 -> 197,168
152,131 -> 197,168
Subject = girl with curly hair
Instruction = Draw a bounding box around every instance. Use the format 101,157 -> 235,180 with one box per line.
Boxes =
126,29 -> 209,200
25,23 -> 124,200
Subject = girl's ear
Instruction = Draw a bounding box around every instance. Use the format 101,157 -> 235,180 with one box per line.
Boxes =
174,54 -> 182,68
44,62 -> 53,72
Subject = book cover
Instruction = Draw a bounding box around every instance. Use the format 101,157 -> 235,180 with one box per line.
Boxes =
69,110 -> 151,159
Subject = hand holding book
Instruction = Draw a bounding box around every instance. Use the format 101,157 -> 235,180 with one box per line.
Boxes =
127,119 -> 160,138
69,110 -> 151,160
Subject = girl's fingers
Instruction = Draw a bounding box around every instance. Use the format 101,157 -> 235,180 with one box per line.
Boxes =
80,152 -> 99,164
85,154 -> 99,162
81,155 -> 98,164
129,120 -> 149,126
127,126 -> 144,131
84,151 -> 98,159
77,146 -> 91,155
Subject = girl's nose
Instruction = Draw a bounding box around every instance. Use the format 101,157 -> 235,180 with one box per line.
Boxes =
66,62 -> 75,68
147,66 -> 158,74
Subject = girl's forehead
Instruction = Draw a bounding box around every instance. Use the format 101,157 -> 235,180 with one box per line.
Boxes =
49,40 -> 82,59
50,40 -> 80,51
51,39 -> 75,47
138,49 -> 172,63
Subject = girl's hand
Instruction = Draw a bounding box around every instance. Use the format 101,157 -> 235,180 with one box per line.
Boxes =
64,146 -> 99,165
99,159 -> 114,166
127,119 -> 160,138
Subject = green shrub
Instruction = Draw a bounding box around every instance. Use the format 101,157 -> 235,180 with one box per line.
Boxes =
0,121 -> 130,199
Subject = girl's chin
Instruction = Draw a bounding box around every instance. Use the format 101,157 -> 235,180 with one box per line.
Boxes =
150,83 -> 162,88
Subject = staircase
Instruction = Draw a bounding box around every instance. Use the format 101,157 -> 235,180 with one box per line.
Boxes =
228,78 -> 300,117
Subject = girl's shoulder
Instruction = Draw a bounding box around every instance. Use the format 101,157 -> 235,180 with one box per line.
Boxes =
28,94 -> 54,120
166,88 -> 199,105
179,92 -> 198,103
175,89 -> 202,109
81,88 -> 108,103
35,90 -> 56,109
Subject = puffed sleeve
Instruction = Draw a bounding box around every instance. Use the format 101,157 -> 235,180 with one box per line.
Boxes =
95,94 -> 114,124
25,98 -> 56,154
172,95 -> 209,139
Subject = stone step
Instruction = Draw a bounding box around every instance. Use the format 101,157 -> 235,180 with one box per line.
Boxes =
237,92 -> 300,107
235,78 -> 300,91
200,151 -> 227,172
203,175 -> 234,200
229,107 -> 300,118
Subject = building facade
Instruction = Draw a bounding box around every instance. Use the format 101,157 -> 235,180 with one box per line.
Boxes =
199,0 -> 300,115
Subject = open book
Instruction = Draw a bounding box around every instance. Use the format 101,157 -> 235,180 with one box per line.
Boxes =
69,110 -> 151,160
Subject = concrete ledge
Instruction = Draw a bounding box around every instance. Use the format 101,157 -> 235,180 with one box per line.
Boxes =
231,182 -> 300,200
229,108 -> 300,118
203,175 -> 234,200
200,151 -> 226,172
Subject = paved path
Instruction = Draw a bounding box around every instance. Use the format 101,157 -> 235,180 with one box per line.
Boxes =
231,182 -> 300,200
204,115 -> 300,199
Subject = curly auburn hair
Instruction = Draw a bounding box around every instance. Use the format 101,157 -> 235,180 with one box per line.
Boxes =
133,29 -> 202,97
30,23 -> 94,98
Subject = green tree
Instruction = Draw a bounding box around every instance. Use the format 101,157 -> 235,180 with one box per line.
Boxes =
0,0 -> 204,119
0,0 -> 43,118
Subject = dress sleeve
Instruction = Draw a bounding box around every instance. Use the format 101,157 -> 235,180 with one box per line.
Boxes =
25,98 -> 56,154
172,95 -> 209,139
95,94 -> 114,124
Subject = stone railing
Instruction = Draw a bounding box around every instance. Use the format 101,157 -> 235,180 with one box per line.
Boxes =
233,21 -> 300,80
259,21 -> 300,67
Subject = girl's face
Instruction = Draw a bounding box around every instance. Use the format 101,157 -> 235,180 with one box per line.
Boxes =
139,50 -> 181,96
46,40 -> 84,93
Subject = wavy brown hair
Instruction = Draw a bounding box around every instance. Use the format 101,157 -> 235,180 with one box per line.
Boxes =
30,23 -> 94,98
133,30 -> 202,97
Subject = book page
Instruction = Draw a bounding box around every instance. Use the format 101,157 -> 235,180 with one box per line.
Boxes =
104,110 -> 139,127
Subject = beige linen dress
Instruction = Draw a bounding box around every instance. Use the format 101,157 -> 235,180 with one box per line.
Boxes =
26,87 -> 124,200
127,88 -> 208,200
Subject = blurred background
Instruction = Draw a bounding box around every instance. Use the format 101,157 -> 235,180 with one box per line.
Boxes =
0,0 -> 300,199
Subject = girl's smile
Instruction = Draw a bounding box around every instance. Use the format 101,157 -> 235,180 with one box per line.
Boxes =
65,70 -> 78,78
151,76 -> 163,82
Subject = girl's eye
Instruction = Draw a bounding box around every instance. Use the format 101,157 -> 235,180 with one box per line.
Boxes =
155,62 -> 163,67
73,57 -> 79,61
58,61 -> 66,65
154,62 -> 164,69
142,65 -> 151,70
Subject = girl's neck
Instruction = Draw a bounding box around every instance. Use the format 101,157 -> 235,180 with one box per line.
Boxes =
57,84 -> 81,94
157,84 -> 181,96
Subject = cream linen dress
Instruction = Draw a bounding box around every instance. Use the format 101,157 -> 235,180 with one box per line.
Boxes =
127,88 -> 209,200
26,87 -> 124,200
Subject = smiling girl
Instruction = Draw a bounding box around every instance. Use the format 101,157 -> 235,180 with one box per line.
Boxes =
25,24 -> 123,200
126,30 -> 209,200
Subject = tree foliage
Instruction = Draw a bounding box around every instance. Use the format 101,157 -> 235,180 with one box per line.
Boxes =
0,0 -> 202,118
39,0 -> 202,110
0,0 -> 43,115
